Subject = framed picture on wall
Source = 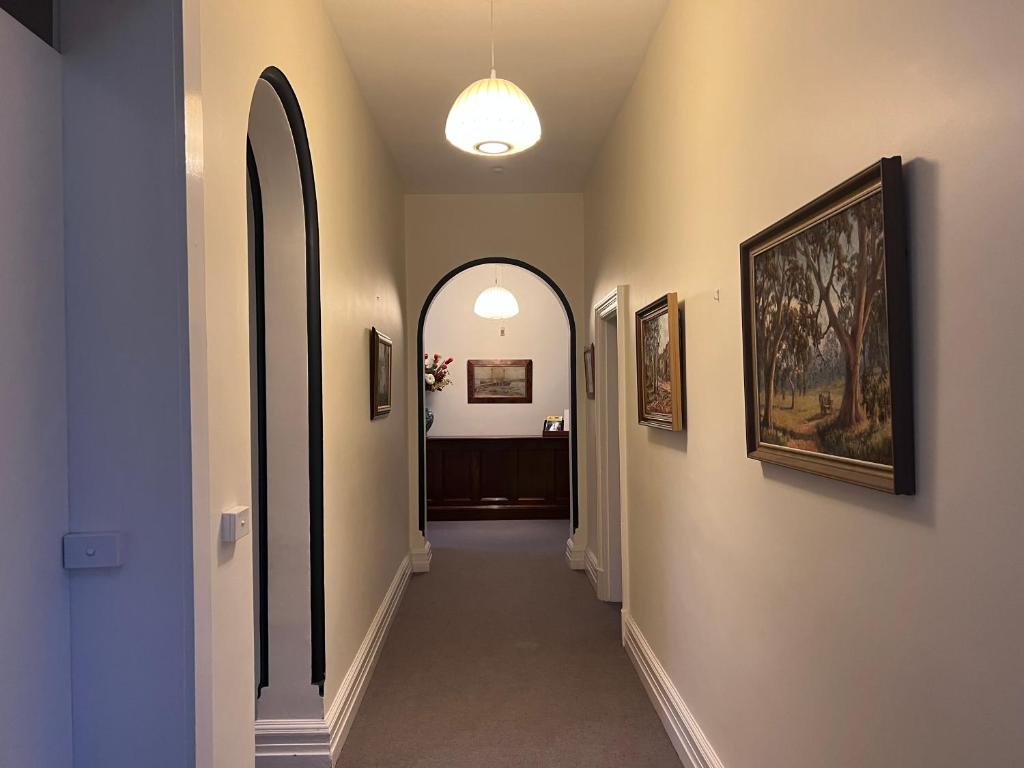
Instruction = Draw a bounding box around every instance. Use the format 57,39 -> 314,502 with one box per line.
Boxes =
583,343 -> 596,399
739,156 -> 915,494
370,327 -> 393,419
467,359 -> 533,404
635,293 -> 685,431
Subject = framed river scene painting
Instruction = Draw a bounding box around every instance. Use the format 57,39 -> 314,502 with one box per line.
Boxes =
467,359 -> 533,404
740,157 -> 915,494
635,293 -> 685,431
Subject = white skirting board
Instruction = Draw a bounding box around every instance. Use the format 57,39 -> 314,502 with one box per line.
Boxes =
585,549 -> 602,593
622,613 -> 725,768
255,555 -> 412,767
254,717 -> 332,768
410,539 -> 432,573
565,536 -> 586,570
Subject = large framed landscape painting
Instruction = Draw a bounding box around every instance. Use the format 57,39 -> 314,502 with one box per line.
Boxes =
740,157 -> 915,494
635,293 -> 685,431
467,359 -> 533,404
369,327 -> 392,419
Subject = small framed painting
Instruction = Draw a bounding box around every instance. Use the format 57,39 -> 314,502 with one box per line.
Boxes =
739,156 -> 915,494
467,359 -> 533,404
583,343 -> 595,399
635,293 -> 685,431
369,327 -> 392,419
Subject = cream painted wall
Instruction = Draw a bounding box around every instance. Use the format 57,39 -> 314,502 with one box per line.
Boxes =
404,194 -> 586,542
0,12 -> 71,768
423,264 -> 571,437
183,1 -> 408,763
584,1 -> 1024,766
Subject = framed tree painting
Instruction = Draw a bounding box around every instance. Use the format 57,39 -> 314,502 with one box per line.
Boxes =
467,359 -> 533,404
583,343 -> 596,399
369,327 -> 392,419
739,157 -> 915,494
635,293 -> 685,431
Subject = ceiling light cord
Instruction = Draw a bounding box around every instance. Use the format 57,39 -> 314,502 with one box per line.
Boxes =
490,0 -> 495,76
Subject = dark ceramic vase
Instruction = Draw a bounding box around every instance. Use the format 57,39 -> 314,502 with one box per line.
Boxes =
424,406 -> 434,433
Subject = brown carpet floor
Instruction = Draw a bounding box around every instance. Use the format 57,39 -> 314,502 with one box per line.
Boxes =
336,520 -> 680,767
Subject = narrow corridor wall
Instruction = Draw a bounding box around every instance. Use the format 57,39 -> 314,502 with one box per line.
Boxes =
584,0 -> 1024,766
0,11 -> 71,768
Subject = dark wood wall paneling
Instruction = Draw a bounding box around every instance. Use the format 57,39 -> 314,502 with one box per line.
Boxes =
2,0 -> 56,47
427,436 -> 570,520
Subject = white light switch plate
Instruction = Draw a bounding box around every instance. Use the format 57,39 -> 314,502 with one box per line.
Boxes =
220,506 -> 251,543
63,532 -> 124,570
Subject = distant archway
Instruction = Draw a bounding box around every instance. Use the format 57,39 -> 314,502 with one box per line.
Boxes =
416,257 -> 580,533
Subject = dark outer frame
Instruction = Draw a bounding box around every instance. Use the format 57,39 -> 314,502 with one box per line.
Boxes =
583,343 -> 596,399
467,359 -> 534,404
370,327 -> 393,419
739,156 -> 915,495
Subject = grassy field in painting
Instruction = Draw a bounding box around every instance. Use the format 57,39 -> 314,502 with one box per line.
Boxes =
760,379 -> 893,465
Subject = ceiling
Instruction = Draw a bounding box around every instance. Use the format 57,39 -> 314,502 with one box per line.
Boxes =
325,0 -> 669,193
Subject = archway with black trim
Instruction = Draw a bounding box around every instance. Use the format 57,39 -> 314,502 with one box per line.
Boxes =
416,257 -> 580,536
246,65 -> 327,707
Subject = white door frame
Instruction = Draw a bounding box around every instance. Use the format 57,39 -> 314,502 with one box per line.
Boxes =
589,286 -> 630,607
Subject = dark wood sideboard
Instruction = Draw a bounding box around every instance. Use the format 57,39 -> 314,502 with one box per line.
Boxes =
426,435 -> 570,520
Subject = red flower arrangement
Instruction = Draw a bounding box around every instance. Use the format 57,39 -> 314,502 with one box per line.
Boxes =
424,353 -> 454,392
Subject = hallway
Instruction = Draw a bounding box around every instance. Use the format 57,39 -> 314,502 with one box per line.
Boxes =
337,521 -> 679,767
3,1 -> 1022,765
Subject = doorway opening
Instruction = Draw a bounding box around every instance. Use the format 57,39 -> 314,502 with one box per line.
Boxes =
590,288 -> 628,603
246,67 -> 326,706
416,259 -> 580,540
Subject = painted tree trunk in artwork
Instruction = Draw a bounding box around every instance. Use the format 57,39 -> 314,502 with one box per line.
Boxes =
836,276 -> 872,429
808,204 -> 885,432
837,341 -> 864,427
762,355 -> 779,431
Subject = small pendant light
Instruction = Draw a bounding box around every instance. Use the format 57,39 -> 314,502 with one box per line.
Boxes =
474,266 -> 520,320
445,0 -> 542,157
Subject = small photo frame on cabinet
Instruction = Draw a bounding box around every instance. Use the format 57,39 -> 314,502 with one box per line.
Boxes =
635,293 -> 685,431
583,343 -> 595,399
543,416 -> 566,434
370,327 -> 392,419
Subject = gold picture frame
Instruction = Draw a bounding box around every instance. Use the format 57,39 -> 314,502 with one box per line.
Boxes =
635,293 -> 685,431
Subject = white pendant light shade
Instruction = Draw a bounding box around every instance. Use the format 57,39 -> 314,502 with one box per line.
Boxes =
445,72 -> 542,157
474,285 -> 520,319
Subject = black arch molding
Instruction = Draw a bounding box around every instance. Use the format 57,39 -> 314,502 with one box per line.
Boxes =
253,67 -> 327,695
246,140 -> 270,698
416,257 -> 581,533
